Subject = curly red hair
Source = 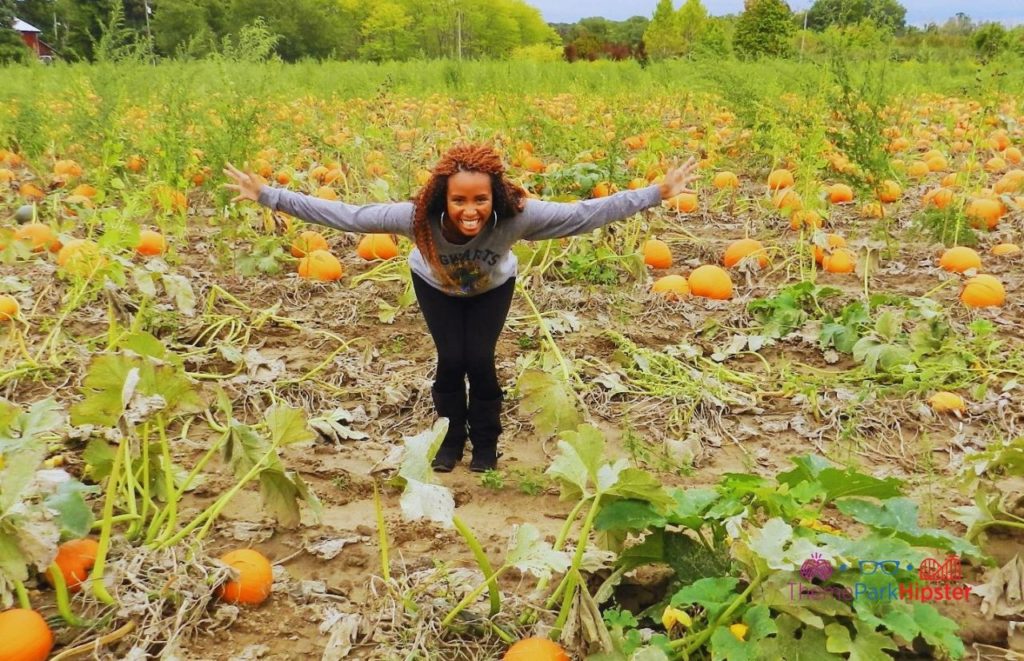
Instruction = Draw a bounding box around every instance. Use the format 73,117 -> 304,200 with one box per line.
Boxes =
412,143 -> 527,289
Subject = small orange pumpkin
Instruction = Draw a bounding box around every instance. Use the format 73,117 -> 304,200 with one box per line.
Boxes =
136,229 -> 166,256
357,234 -> 399,261
0,295 -> 19,321
722,239 -> 767,269
665,193 -> 698,213
643,239 -> 673,269
651,274 -> 689,300
217,549 -> 274,605
767,169 -> 794,190
713,171 -> 739,189
291,230 -> 329,258
822,248 -> 856,273
503,637 -> 570,661
44,538 -> 99,593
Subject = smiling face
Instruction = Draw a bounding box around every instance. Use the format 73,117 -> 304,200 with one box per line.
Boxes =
445,171 -> 493,238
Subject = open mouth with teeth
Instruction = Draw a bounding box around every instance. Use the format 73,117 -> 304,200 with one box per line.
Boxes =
459,218 -> 481,231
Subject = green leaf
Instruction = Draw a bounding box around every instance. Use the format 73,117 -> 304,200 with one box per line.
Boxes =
120,331 -> 171,363
0,442 -> 46,514
518,369 -> 581,438
747,518 -> 794,570
912,603 -> 965,658
595,499 -> 667,533
605,468 -> 675,510
266,404 -> 315,447
874,311 -> 902,341
744,603 -> 777,641
757,614 -> 843,660
0,398 -> 62,449
546,425 -> 606,500
224,423 -> 277,478
711,625 -> 755,661
666,487 -> 720,528
259,469 -> 303,528
836,498 -> 980,556
671,576 -> 739,621
45,480 -> 98,539
83,438 -> 116,482
778,456 -> 903,503
825,622 -> 897,661
71,354 -> 137,426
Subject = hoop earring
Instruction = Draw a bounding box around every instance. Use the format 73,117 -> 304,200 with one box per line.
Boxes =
492,210 -> 498,227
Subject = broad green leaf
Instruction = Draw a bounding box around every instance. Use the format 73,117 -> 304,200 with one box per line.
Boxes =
121,331 -> 170,362
912,604 -> 965,659
757,614 -> 843,660
825,622 -> 897,661
666,487 -> 720,528
518,369 -> 581,438
747,518 -> 833,571
744,604 -> 777,641
663,532 -> 731,585
505,524 -> 570,579
852,600 -> 920,646
83,438 -> 116,482
605,468 -> 676,510
266,404 -> 315,447
259,469 -> 320,528
710,626 -> 754,661
0,532 -> 30,607
671,576 -> 739,621
0,399 -> 62,449
45,480 -> 98,539
224,423 -> 279,478
836,498 -> 979,556
595,499 -> 667,533
778,456 -> 902,502
874,310 -> 902,341
71,354 -> 137,426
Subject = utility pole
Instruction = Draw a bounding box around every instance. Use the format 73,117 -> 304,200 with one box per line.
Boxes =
456,8 -> 462,61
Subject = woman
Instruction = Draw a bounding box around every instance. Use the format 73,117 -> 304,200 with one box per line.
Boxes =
224,143 -> 697,473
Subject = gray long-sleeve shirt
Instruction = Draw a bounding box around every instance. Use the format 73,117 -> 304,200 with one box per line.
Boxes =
258,184 -> 663,297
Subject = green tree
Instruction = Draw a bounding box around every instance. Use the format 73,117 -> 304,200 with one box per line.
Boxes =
150,0 -> 216,57
806,0 -> 906,33
972,22 -> 1009,62
733,0 -> 794,59
643,0 -> 683,59
358,1 -> 414,61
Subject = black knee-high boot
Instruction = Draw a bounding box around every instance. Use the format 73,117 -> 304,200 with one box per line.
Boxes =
431,385 -> 468,472
468,391 -> 503,472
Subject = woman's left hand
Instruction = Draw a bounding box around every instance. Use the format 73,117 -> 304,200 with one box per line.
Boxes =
659,156 -> 699,200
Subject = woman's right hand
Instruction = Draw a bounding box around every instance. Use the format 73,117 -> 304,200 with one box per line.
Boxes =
222,162 -> 263,203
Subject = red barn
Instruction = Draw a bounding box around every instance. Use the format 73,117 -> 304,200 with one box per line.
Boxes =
13,18 -> 57,61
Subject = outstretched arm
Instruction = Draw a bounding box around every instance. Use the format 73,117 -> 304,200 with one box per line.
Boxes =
517,157 -> 698,241
223,162 -> 414,236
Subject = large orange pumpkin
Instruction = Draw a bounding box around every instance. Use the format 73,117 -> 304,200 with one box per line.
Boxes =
643,239 -> 673,269
0,608 -> 54,661
723,239 -> 767,269
298,250 -> 343,281
939,246 -> 981,273
291,230 -> 329,258
651,274 -> 689,300
960,274 -> 1005,308
688,265 -> 733,300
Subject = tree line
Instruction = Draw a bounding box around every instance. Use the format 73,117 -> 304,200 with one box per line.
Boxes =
2,0 -> 1023,64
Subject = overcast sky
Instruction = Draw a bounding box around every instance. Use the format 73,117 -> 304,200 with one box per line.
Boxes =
530,1 -> 1023,26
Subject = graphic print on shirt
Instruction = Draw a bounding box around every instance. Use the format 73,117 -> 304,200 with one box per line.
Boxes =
440,247 -> 501,295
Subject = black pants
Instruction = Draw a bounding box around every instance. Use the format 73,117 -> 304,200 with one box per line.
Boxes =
412,272 -> 515,399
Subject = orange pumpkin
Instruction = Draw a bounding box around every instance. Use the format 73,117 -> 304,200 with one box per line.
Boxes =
960,274 -> 1005,308
991,243 -> 1020,256
651,274 -> 689,300
57,239 -> 106,276
357,234 -> 399,261
822,248 -> 856,273
298,250 -> 343,281
0,608 -> 54,661
767,169 -> 794,190
643,239 -> 673,269
923,187 -> 954,209
688,265 -> 733,300
723,239 -> 767,269
939,246 -> 982,273
813,233 -> 846,264
13,223 -> 60,253
136,229 -> 166,256
665,193 -> 698,213
44,538 -> 99,593
713,171 -> 739,189
928,391 -> 966,414
217,549 -> 274,605
966,198 -> 1004,230
827,183 -> 854,204
772,188 -> 802,211
876,180 -> 902,203
291,230 -> 329,258
503,638 -> 570,661
0,295 -> 19,321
